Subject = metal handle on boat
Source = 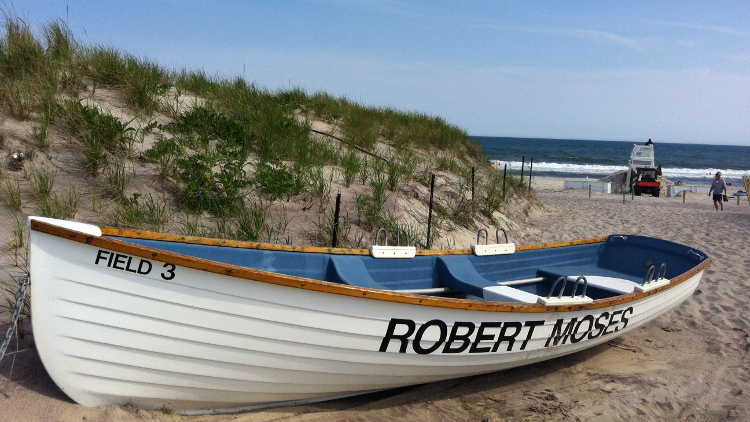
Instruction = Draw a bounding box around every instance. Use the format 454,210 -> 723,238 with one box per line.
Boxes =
546,276 -> 588,299
477,228 -> 509,245
658,263 -> 667,280
610,235 -> 627,242
570,276 -> 588,298
643,265 -> 656,285
547,276 -> 568,299
476,228 -> 489,245
396,227 -> 410,247
496,228 -> 509,244
688,250 -> 704,261
375,228 -> 389,246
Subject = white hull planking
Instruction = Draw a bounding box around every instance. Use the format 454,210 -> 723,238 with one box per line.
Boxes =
30,228 -> 703,414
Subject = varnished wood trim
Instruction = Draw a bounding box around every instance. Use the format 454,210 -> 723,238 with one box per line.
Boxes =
34,220 -> 712,313
100,227 -> 609,256
100,227 -> 373,255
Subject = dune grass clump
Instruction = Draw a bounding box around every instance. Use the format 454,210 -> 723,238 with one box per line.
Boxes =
341,149 -> 360,187
0,18 -> 60,120
79,46 -> 171,115
2,178 -> 22,212
34,186 -> 80,219
59,100 -> 135,174
42,20 -> 81,92
342,105 -> 380,151
174,69 -> 217,97
102,157 -> 130,201
29,165 -> 55,199
145,101 -> 322,214
232,201 -> 269,242
254,160 -> 303,201
166,106 -> 251,150
149,106 -> 252,213
122,56 -> 171,114
302,91 -> 346,122
0,18 -> 46,80
84,47 -> 126,87
176,153 -> 250,214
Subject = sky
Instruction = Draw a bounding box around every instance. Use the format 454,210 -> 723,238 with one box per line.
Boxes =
7,1 -> 750,145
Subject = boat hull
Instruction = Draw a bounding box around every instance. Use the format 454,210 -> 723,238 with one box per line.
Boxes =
29,219 -> 708,414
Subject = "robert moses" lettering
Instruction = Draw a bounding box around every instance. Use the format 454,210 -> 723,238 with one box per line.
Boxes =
379,307 -> 633,354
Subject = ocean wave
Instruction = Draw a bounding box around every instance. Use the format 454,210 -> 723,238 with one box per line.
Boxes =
492,161 -> 750,181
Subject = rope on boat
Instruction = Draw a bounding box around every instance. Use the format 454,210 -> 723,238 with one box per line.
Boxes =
0,274 -> 29,365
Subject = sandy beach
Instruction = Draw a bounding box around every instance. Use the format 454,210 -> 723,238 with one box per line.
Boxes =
1,177 -> 749,421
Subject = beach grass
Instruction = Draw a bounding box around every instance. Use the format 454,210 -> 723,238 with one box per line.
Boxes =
29,165 -> 55,200
34,186 -> 80,219
2,178 -> 22,212
0,14 -> 528,247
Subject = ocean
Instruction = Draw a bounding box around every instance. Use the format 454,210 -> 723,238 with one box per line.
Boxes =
471,136 -> 750,186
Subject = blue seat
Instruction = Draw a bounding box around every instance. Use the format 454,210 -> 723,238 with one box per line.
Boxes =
436,256 -> 495,298
327,256 -> 388,290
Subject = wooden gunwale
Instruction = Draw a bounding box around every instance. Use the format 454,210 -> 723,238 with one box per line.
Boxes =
100,227 -> 610,255
31,220 -> 712,313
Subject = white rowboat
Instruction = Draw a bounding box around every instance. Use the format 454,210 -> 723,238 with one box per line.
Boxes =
28,217 -> 711,414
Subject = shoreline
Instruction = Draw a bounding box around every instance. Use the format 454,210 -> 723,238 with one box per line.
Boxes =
529,175 -> 746,197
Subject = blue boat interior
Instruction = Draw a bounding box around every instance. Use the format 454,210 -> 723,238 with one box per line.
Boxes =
112,235 -> 708,303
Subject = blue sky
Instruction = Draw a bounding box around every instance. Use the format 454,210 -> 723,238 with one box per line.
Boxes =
8,1 -> 750,145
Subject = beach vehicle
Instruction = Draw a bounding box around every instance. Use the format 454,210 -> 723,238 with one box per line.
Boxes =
632,167 -> 661,197
626,144 -> 661,197
28,216 -> 711,414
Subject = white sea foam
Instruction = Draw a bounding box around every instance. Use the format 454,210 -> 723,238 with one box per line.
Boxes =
492,161 -> 750,182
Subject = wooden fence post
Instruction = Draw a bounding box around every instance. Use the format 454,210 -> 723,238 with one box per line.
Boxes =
331,193 -> 341,247
528,158 -> 533,192
471,167 -> 475,213
503,164 -> 507,201
427,174 -> 435,249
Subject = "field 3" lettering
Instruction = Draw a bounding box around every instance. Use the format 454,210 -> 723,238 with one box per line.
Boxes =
94,249 -> 176,280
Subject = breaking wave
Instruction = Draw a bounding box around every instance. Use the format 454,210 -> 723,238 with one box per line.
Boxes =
492,161 -> 750,183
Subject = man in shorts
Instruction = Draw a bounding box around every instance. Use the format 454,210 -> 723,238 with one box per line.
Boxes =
708,171 -> 727,211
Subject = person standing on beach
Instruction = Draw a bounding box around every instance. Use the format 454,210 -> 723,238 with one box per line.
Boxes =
708,171 -> 727,211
